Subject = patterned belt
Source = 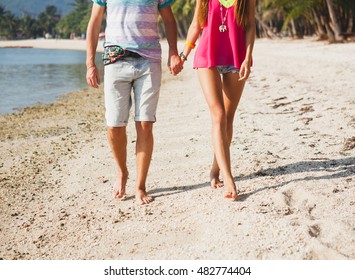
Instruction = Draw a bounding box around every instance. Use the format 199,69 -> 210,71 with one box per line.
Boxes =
124,50 -> 141,58
102,46 -> 142,66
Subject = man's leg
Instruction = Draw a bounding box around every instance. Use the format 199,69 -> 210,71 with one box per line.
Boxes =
131,58 -> 161,205
135,121 -> 154,204
104,61 -> 134,199
107,126 -> 129,198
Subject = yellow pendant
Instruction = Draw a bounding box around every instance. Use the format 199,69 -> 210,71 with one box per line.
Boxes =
219,0 -> 235,8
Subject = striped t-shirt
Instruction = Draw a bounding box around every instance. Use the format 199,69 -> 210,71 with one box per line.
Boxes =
93,0 -> 173,61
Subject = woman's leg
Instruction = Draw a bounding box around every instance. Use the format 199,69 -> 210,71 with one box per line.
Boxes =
198,68 -> 237,197
222,72 -> 246,143
210,72 -> 246,189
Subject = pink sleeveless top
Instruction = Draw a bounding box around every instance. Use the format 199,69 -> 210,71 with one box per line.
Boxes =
193,0 -> 249,69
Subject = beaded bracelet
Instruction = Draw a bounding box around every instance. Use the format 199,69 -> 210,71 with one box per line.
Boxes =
185,40 -> 196,49
179,52 -> 188,61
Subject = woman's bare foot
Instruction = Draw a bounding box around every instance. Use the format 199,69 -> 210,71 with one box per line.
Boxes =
224,192 -> 238,199
135,189 -> 153,205
223,178 -> 238,200
210,170 -> 224,189
113,171 -> 128,199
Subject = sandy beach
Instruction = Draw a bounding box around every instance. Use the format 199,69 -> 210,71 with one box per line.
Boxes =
0,37 -> 354,260
0,38 -> 104,52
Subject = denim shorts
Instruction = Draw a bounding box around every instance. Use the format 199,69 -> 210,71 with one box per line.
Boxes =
104,57 -> 162,127
216,65 -> 239,74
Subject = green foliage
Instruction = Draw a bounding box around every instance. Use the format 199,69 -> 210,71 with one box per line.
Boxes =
0,5 -> 18,39
56,0 -> 92,38
37,5 -> 61,35
0,0 -> 75,17
172,0 -> 196,18
171,0 -> 196,38
18,16 -> 38,39
262,0 -> 320,29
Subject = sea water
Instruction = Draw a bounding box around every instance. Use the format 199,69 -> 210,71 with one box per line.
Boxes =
0,48 -> 103,114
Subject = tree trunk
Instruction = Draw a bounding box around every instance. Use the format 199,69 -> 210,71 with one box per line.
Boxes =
255,13 -> 281,38
347,10 -> 353,34
323,17 -> 335,43
290,19 -> 297,38
290,19 -> 303,39
325,0 -> 344,41
312,9 -> 327,40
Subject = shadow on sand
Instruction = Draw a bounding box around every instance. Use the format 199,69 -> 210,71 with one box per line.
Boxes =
237,156 -> 354,201
130,157 -> 354,201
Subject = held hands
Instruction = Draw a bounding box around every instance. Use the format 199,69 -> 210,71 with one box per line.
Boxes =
86,65 -> 100,88
168,53 -> 184,76
238,60 -> 251,81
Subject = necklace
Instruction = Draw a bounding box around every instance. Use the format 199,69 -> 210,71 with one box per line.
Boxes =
219,0 -> 235,8
218,0 -> 234,32
219,4 -> 229,32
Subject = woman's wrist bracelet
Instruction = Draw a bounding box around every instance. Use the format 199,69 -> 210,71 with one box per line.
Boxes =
179,52 -> 187,61
185,40 -> 196,49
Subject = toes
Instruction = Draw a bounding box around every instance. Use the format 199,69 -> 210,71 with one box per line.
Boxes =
115,192 -> 126,199
113,190 -> 120,198
224,192 -> 238,199
142,196 -> 153,205
136,193 -> 153,205
211,179 -> 224,189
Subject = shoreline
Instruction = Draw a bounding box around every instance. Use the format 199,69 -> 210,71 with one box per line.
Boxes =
0,38 -> 354,260
0,39 -> 105,115
0,38 -> 104,52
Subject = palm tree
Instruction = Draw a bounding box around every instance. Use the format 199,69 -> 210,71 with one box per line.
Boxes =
172,0 -> 196,38
18,16 -> 37,39
57,0 -> 92,38
0,5 -> 18,39
37,5 -> 61,37
259,0 -> 355,42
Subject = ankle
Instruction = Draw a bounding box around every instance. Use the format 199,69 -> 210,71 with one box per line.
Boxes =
136,186 -> 147,193
118,169 -> 129,178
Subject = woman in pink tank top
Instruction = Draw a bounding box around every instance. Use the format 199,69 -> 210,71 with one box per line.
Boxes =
180,0 -> 256,200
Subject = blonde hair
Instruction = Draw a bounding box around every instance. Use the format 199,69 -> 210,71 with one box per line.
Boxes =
198,0 -> 249,28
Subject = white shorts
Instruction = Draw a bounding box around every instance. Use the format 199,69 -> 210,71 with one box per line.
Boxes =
104,57 -> 162,127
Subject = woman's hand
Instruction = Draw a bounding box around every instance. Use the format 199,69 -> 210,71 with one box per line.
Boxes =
238,60 -> 251,81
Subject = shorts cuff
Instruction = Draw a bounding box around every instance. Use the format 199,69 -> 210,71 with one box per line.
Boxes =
106,122 -> 128,127
135,116 -> 156,122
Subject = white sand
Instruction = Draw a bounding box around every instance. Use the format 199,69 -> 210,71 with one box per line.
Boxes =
0,37 -> 354,260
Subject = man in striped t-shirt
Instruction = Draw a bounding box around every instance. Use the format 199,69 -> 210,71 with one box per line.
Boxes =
86,0 -> 182,205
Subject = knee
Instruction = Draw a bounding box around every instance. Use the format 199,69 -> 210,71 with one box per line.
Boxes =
136,122 -> 153,139
107,126 -> 126,139
211,109 -> 227,127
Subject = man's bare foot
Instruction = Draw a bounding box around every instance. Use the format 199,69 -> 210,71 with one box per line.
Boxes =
210,171 -> 224,189
113,172 -> 128,199
135,189 -> 153,205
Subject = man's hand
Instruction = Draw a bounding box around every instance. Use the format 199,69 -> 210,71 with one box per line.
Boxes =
168,54 -> 183,76
86,65 -> 100,88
